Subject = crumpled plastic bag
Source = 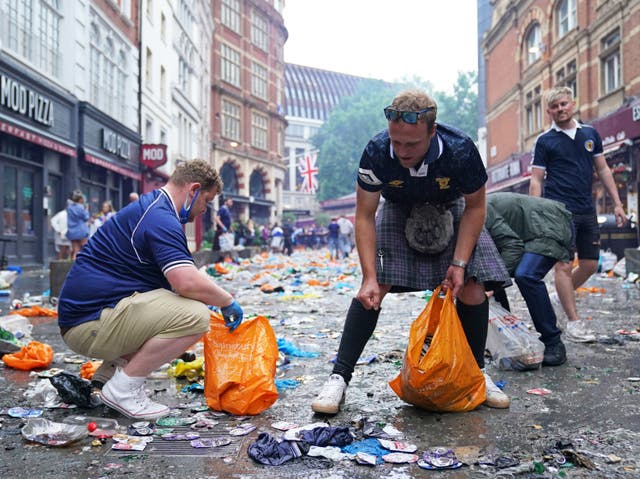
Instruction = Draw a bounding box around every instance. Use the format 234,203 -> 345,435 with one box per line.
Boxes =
49,371 -> 99,408
10,306 -> 57,317
2,341 -> 53,370
389,287 -> 486,412
204,312 -> 278,415
248,432 -> 310,465
486,301 -> 544,371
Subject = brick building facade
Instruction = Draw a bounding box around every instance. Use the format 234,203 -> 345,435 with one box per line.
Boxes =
483,0 -> 640,221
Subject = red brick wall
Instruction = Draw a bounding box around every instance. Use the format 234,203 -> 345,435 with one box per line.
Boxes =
92,0 -> 139,45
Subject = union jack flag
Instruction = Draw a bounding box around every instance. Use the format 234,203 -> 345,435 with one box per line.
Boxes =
298,153 -> 319,194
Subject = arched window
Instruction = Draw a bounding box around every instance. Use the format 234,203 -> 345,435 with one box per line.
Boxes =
118,51 -> 127,119
249,170 -> 265,199
220,163 -> 239,195
104,38 -> 116,115
89,24 -> 101,105
556,0 -> 576,39
526,23 -> 542,65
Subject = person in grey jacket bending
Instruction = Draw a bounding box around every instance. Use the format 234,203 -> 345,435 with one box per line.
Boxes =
485,192 -> 572,367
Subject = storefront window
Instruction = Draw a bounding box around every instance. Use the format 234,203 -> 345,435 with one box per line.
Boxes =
21,170 -> 34,235
3,167 -> 17,235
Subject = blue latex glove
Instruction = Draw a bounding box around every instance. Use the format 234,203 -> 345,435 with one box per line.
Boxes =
221,300 -> 243,332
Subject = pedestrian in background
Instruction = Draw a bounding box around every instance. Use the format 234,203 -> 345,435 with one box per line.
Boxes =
90,201 -> 117,235
66,190 -> 90,260
58,159 -> 243,420
213,197 -> 233,253
128,192 -> 139,203
337,215 -> 354,258
485,192 -> 572,366
50,208 -> 71,260
530,86 -> 627,343
311,88 -> 511,415
327,217 -> 340,260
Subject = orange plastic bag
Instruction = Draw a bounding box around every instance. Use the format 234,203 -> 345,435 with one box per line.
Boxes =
10,306 -> 57,317
389,287 -> 486,412
204,312 -> 278,415
2,341 -> 54,370
80,360 -> 102,380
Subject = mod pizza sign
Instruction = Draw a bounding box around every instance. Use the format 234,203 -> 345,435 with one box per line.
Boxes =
140,144 -> 167,168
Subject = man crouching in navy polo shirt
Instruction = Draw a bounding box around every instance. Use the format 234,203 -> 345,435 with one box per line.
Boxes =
58,159 -> 244,420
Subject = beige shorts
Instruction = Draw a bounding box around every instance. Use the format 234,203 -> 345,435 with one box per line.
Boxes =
62,288 -> 210,361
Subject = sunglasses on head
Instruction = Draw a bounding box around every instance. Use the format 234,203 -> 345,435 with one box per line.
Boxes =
383,106 -> 434,124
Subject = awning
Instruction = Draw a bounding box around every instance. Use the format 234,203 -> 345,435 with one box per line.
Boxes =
85,153 -> 141,180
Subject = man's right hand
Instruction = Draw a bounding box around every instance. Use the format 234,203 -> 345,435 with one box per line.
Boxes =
221,300 -> 243,332
356,277 -> 383,310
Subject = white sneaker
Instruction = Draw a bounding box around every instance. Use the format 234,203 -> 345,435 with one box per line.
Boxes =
92,358 -> 129,388
565,320 -> 596,343
101,368 -> 170,420
482,372 -> 510,409
311,374 -> 347,414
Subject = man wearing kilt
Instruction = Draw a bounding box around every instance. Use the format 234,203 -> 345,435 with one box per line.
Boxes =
311,89 -> 511,415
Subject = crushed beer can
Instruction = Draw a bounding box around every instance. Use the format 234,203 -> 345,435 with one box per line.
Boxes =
378,438 -> 417,453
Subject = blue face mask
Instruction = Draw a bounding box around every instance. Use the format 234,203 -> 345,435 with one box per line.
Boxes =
179,189 -> 200,224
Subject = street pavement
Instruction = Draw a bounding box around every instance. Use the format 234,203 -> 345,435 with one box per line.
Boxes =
0,251 -> 639,479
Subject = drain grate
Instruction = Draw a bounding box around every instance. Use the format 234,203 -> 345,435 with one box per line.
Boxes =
108,424 -> 245,457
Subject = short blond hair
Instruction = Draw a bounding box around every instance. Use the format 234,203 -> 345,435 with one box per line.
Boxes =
545,86 -> 574,107
390,88 -> 438,130
169,159 -> 223,192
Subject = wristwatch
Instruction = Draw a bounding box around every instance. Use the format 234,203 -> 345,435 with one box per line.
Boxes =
451,258 -> 467,269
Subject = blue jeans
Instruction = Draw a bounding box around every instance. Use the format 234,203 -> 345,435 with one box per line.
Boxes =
514,252 -> 562,346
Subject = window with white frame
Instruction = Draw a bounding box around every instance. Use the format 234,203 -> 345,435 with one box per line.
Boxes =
251,9 -> 268,51
601,29 -> 621,94
221,44 -> 241,87
145,47 -> 153,90
555,59 -> 577,99
5,0 -> 62,78
221,0 -> 241,33
160,66 -> 166,103
251,111 -> 268,150
88,21 -> 128,122
178,0 -> 193,33
146,0 -> 152,18
119,0 -> 131,18
222,99 -> 241,142
160,12 -> 166,41
526,23 -> 542,65
179,57 -> 191,95
145,118 -> 153,142
103,38 -> 116,117
525,85 -> 543,135
251,62 -> 268,100
556,0 -> 576,38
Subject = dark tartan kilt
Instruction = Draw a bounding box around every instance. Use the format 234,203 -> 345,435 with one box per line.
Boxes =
375,197 -> 511,292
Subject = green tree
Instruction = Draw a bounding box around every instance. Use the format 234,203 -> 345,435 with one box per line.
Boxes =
312,73 -> 478,201
312,79 -> 401,201
434,71 -> 479,141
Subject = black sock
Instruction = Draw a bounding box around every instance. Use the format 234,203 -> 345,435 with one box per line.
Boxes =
456,298 -> 489,369
332,298 -> 380,384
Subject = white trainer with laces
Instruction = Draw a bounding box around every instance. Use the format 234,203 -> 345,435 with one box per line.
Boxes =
565,320 -> 596,343
311,374 -> 347,414
482,371 -> 510,409
101,368 -> 169,420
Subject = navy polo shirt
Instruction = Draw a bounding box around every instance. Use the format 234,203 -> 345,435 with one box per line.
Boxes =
357,123 -> 487,204
531,122 -> 603,215
58,188 -> 195,329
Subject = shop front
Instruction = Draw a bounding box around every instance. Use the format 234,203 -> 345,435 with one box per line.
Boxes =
590,100 -> 640,224
0,56 -> 77,265
78,102 -> 141,216
485,153 -> 531,194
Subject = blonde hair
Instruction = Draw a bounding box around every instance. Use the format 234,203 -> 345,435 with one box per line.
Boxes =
390,88 -> 438,130
169,159 -> 223,192
545,86 -> 574,107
